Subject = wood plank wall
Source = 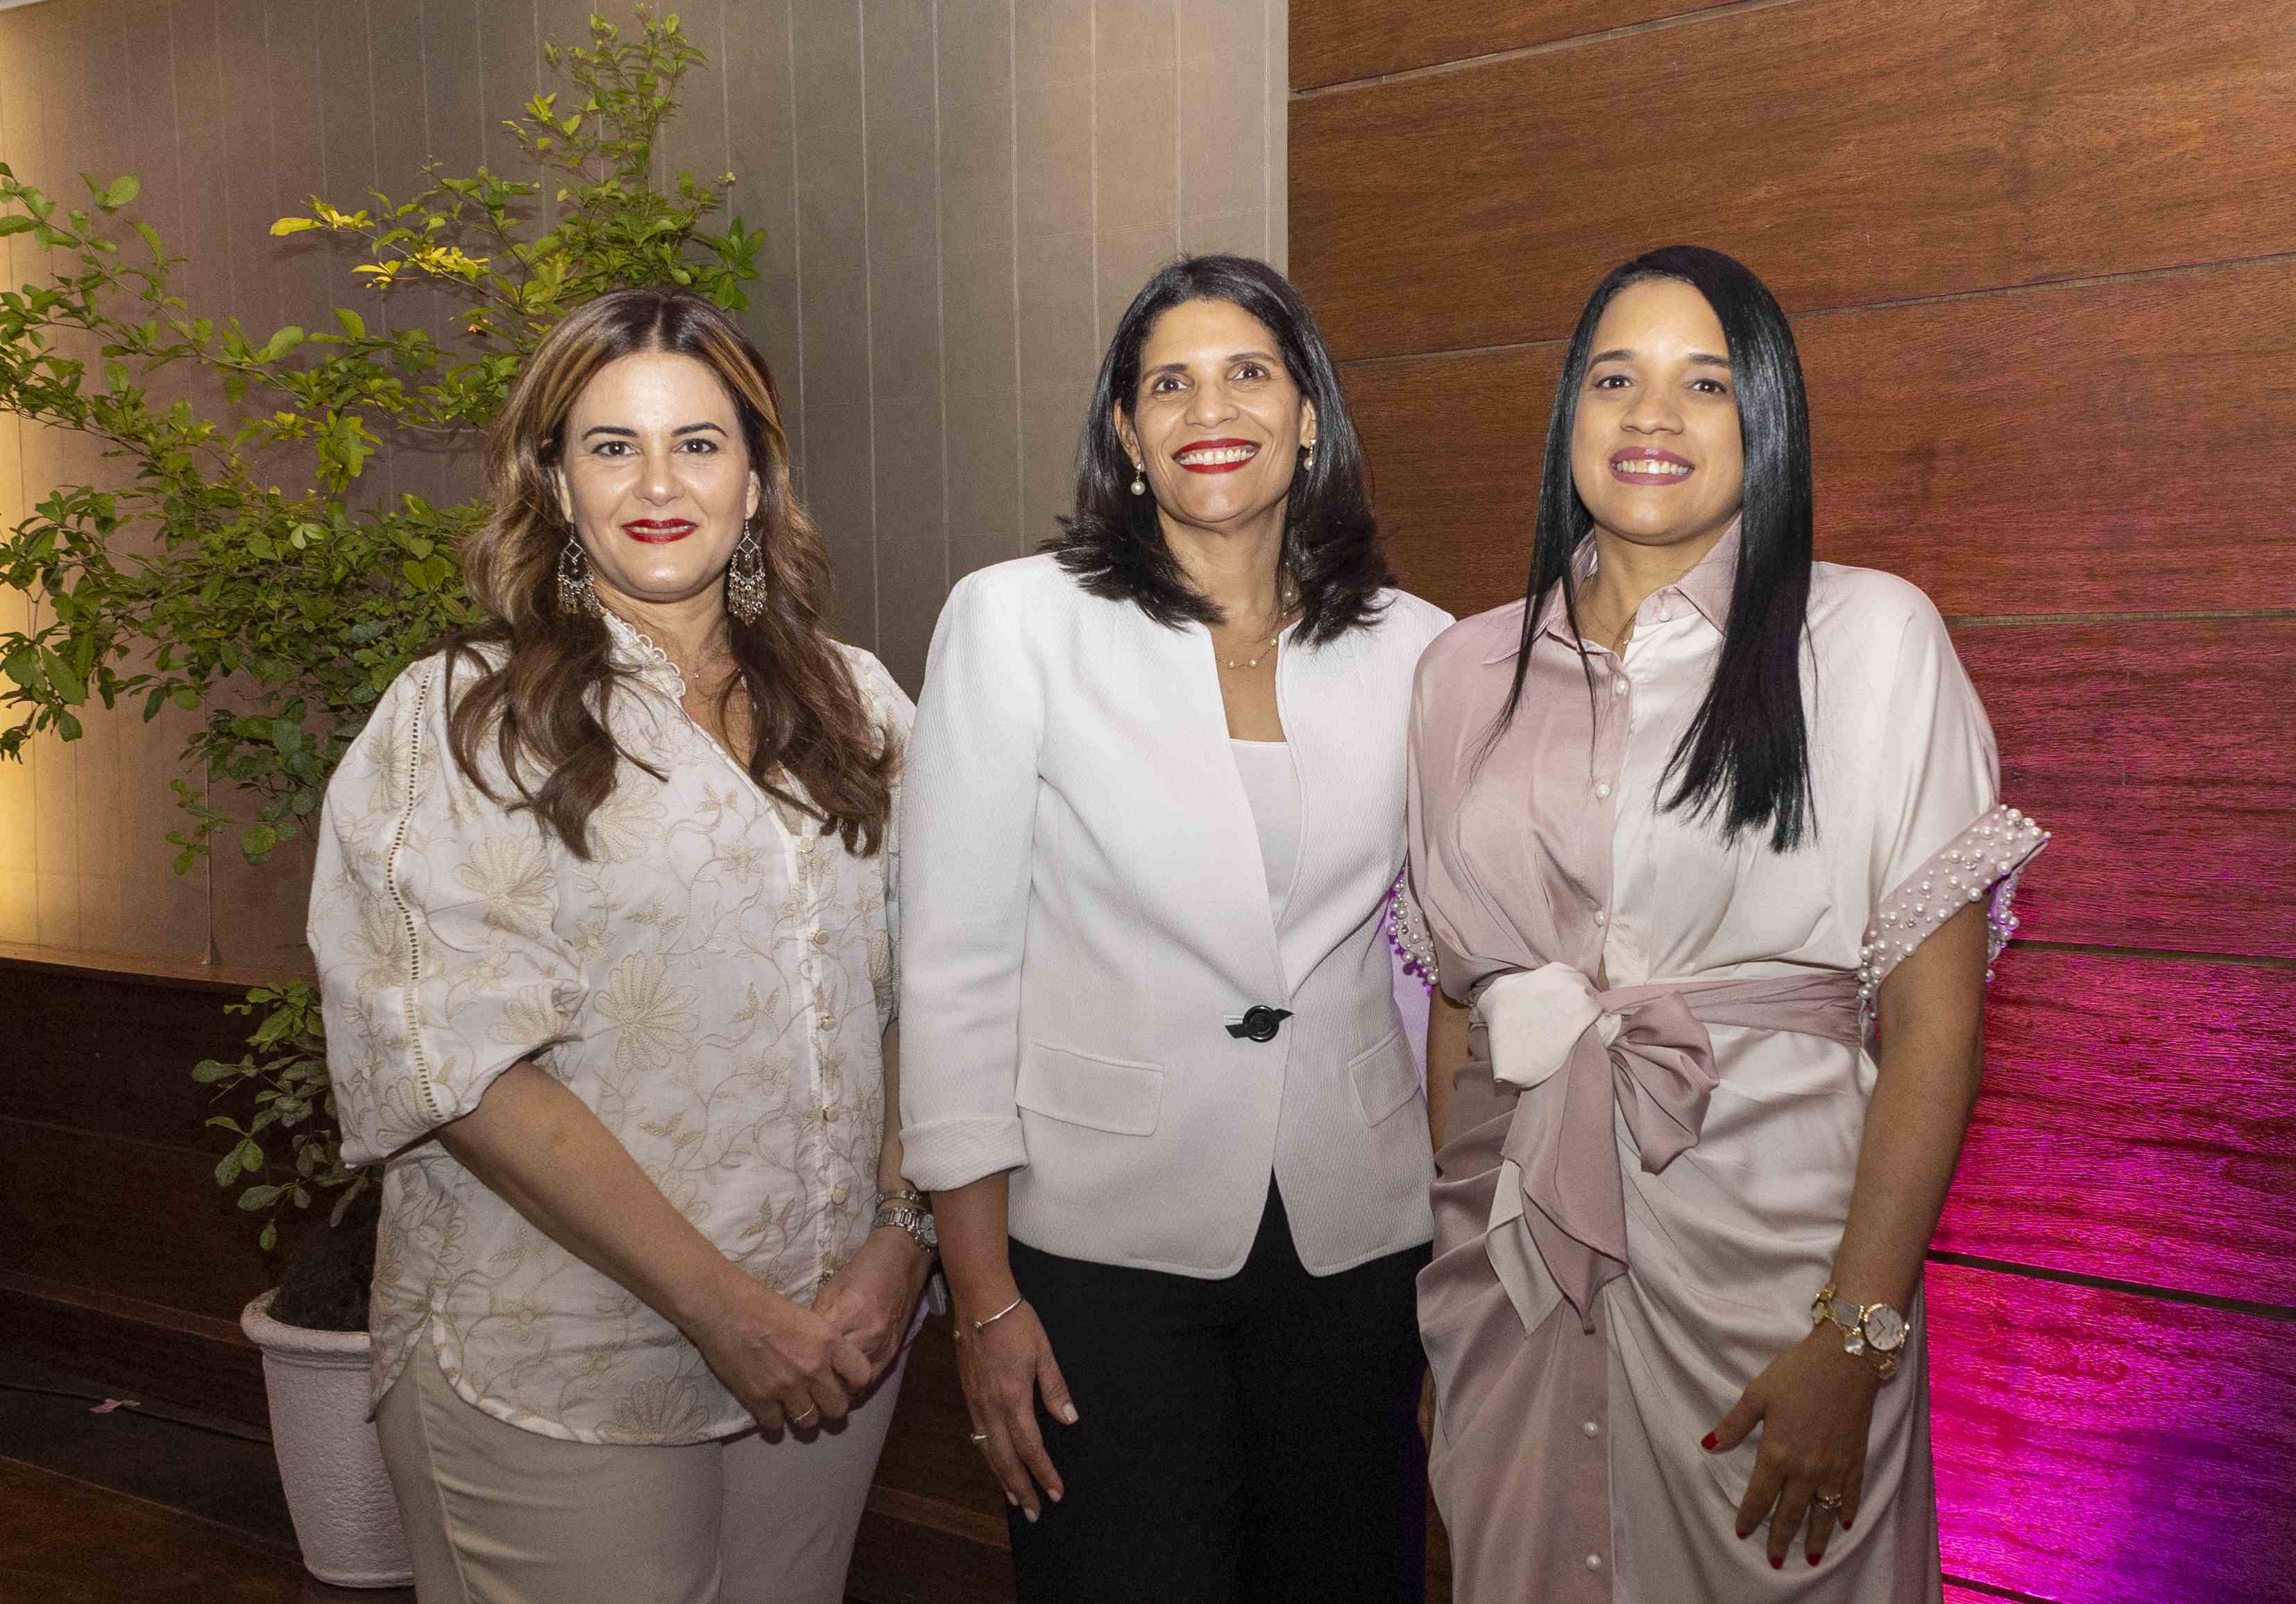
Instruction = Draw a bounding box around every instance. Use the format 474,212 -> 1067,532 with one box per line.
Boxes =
1291,3 -> 2296,1602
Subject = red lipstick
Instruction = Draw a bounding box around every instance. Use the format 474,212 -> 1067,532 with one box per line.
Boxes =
1608,446 -> 1694,486
1173,438 -> 1261,475
622,518 -> 696,543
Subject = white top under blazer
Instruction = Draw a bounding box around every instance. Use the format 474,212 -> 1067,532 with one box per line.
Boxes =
898,553 -> 1454,1277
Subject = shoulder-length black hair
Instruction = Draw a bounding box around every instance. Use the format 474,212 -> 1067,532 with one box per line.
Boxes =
1044,253 -> 1393,647
1494,244 -> 1815,851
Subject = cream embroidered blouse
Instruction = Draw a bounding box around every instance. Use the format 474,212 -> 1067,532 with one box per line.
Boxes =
309,617 -> 911,1444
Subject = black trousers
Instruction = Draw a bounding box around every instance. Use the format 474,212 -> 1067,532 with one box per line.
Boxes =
1005,1183 -> 1431,1604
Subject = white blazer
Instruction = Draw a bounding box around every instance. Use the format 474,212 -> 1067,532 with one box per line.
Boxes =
898,554 -> 1452,1277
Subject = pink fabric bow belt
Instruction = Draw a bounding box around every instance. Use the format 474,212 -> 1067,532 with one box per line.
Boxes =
1470,963 -> 1864,1332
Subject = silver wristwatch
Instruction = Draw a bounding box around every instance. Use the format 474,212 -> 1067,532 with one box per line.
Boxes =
872,1186 -> 937,1260
1810,1281 -> 1905,1381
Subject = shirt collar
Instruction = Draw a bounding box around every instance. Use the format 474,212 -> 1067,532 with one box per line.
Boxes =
1483,517 -> 1742,663
602,611 -> 690,697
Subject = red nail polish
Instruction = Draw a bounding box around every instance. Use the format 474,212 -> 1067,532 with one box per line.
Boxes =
1770,1556 -> 1784,1570
1701,1433 -> 1719,1451
1842,1514 -> 1853,1530
1808,1553 -> 1821,1567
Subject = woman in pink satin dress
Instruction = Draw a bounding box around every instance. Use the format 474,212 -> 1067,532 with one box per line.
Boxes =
1398,247 -> 2044,1601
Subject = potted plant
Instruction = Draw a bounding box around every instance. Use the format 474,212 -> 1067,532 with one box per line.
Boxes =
0,8 -> 757,1585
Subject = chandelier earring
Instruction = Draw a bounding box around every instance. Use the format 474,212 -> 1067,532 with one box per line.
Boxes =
1130,460 -> 1147,496
726,522 -> 769,625
555,533 -> 603,619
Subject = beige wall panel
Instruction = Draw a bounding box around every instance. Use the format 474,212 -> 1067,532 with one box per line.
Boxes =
939,241 -> 1023,548
1098,221 -> 1177,343
720,3 -> 803,459
1096,66 -> 1178,239
1179,39 -> 1266,226
1097,0 -> 1176,74
1017,75 -> 1093,241
792,0 -> 878,648
937,87 -> 1017,257
865,0 -> 951,692
1017,0 -> 1093,87
0,0 -> 1285,956
474,0 -> 545,171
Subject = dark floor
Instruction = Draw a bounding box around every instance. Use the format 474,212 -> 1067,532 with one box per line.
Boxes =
0,1351 -> 871,1602
0,1349 -> 409,1603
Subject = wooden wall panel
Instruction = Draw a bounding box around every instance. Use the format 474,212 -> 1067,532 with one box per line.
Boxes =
1291,0 -> 1740,90
1962,622 -> 2296,959
1939,951 -> 2296,1304
1,963 -> 255,1148
1293,0 -> 2296,358
1926,1261 -> 2296,1604
1347,260 -> 2296,620
0,1270 -> 267,1426
0,1119 -> 274,1323
1300,1 -> 2296,1596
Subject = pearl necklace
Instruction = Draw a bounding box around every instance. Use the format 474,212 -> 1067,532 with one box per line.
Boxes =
1218,615 -> 1292,670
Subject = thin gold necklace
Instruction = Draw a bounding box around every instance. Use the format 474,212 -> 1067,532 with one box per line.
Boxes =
1218,594 -> 1293,670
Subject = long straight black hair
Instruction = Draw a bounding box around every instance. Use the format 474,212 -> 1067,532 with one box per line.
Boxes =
1493,245 -> 1815,851
1045,254 -> 1393,647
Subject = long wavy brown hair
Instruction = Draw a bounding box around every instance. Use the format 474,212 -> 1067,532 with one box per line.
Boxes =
443,288 -> 896,858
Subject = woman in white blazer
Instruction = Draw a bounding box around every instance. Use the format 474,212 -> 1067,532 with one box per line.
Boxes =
899,256 -> 1451,1603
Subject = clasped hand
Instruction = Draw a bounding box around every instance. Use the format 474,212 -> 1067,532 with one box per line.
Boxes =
1703,1326 -> 1881,1569
686,1229 -> 926,1433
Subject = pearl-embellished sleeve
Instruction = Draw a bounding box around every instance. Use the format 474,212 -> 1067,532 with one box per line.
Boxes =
1853,587 -> 2047,1005
1384,869 -> 1438,993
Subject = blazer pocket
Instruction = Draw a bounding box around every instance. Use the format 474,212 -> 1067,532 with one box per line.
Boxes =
1348,1025 -> 1420,1127
1015,1042 -> 1165,1136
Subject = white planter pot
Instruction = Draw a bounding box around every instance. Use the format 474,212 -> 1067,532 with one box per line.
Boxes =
240,1291 -> 414,1589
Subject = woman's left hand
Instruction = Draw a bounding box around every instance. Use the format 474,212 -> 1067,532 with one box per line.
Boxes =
814,1229 -> 930,1380
1704,1326 -> 1881,1569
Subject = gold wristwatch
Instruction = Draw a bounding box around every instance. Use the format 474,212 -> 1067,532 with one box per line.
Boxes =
1810,1281 -> 1905,1381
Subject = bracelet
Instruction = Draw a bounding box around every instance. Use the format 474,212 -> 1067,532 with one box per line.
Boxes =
954,1294 -> 1025,1342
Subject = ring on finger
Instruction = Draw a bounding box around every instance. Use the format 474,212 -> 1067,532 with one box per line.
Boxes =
791,1407 -> 820,1425
1812,1491 -> 1844,1511
967,1430 -> 990,1445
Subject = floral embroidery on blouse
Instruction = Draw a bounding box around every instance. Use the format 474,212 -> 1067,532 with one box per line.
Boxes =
309,621 -> 912,1445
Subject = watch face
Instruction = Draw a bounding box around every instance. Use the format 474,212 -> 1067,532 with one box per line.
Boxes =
1862,1304 -> 1907,1352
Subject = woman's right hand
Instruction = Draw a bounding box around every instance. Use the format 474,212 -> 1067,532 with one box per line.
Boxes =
956,1297 -> 1078,1521
686,1276 -> 876,1432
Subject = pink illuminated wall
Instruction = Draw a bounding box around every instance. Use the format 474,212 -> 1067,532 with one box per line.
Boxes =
1289,1 -> 2296,1600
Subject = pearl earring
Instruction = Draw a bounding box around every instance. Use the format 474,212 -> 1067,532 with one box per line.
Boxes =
1130,462 -> 1146,495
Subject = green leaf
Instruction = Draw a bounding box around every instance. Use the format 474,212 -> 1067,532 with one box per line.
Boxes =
258,1220 -> 278,1252
258,325 -> 305,361
238,1184 -> 283,1211
103,175 -> 140,208
269,216 -> 320,236
334,307 -> 366,339
0,216 -> 34,237
241,822 -> 278,860
39,649 -> 85,703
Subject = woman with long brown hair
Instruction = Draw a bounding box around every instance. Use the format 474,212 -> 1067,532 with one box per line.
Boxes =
307,287 -> 933,1603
